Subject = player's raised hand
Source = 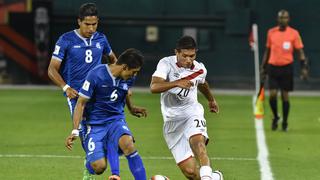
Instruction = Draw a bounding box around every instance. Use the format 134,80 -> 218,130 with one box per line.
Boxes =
66,87 -> 78,99
129,106 -> 147,118
65,134 -> 77,150
209,100 -> 219,113
176,79 -> 194,89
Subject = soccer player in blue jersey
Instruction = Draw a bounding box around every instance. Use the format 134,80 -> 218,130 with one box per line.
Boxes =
48,2 -> 117,111
47,3 -> 118,180
65,48 -> 147,180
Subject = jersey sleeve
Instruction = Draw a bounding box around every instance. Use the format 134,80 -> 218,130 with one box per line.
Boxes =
51,35 -> 69,61
198,63 -> 207,84
152,59 -> 169,80
293,31 -> 304,49
79,70 -> 97,99
102,35 -> 112,56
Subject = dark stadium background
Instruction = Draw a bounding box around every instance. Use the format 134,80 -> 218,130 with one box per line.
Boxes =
0,0 -> 319,89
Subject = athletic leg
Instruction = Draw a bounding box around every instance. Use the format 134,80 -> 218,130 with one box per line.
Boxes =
86,158 -> 107,175
83,125 -> 108,176
119,135 -> 146,180
106,143 -> 120,177
281,90 -> 290,131
269,89 -> 279,130
177,157 -> 200,180
189,134 -> 213,180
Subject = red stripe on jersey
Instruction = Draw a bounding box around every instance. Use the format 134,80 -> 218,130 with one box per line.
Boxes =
183,69 -> 204,80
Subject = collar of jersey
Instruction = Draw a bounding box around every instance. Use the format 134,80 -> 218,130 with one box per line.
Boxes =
73,29 -> 96,46
176,62 -> 195,70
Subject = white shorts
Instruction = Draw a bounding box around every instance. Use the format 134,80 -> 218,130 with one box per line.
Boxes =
163,115 -> 209,164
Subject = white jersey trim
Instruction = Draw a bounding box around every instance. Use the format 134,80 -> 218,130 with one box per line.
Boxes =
51,55 -> 62,62
73,29 -> 96,46
79,92 -> 90,99
104,65 -> 116,86
66,97 -> 73,115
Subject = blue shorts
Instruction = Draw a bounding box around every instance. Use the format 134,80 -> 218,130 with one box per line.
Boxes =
80,119 -> 133,163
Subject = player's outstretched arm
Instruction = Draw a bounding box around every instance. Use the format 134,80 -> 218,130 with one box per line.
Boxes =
125,89 -> 147,118
150,76 -> 193,93
65,96 -> 88,150
198,81 -> 219,113
72,96 -> 88,130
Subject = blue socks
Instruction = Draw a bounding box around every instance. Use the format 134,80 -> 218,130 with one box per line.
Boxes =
126,151 -> 146,180
107,144 -> 120,176
85,149 -> 146,180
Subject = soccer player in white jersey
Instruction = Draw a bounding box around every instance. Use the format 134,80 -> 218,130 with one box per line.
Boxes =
47,3 -> 118,180
150,36 -> 223,180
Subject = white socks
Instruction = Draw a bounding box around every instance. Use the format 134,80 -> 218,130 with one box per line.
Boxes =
212,170 -> 223,180
200,166 -> 223,180
200,166 -> 213,180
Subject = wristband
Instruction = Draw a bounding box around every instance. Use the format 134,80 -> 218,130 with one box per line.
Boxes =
71,129 -> 79,136
62,84 -> 70,92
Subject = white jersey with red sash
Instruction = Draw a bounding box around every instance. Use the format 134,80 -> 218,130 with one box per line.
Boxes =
152,55 -> 207,122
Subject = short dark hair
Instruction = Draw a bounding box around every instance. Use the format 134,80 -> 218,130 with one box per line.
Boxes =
176,36 -> 197,50
78,3 -> 98,20
116,48 -> 144,69
278,9 -> 289,17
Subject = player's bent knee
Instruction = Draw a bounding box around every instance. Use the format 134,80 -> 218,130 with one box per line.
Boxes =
119,135 -> 136,155
122,142 -> 136,155
91,159 -> 107,175
181,167 -> 198,179
92,165 -> 107,175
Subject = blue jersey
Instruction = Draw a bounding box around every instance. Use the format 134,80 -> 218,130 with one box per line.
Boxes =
79,64 -> 135,124
51,29 -> 113,92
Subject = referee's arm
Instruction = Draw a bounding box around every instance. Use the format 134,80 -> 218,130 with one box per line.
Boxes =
261,48 -> 270,69
296,48 -> 309,80
296,48 -> 306,62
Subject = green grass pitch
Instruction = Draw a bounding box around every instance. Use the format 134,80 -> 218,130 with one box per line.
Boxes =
0,89 -> 319,179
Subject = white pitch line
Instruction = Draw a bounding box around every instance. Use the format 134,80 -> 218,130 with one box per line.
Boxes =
0,154 -> 83,159
253,94 -> 274,180
0,154 -> 255,161
255,119 -> 274,180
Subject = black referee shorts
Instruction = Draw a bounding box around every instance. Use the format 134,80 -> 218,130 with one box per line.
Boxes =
267,64 -> 293,91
